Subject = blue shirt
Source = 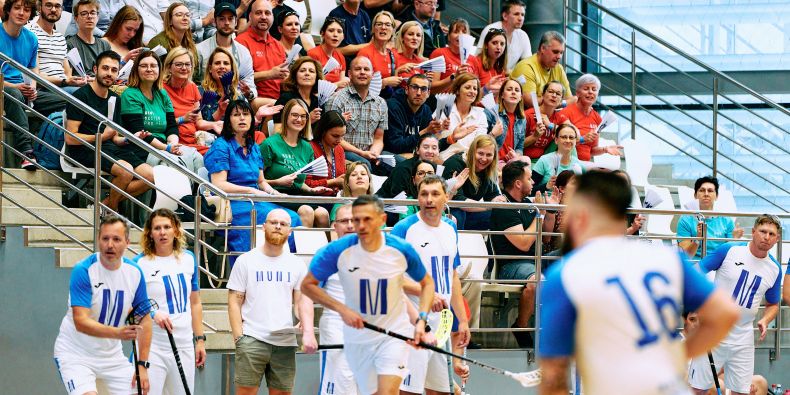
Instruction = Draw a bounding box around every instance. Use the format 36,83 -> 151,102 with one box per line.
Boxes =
204,136 -> 263,189
676,214 -> 735,258
328,5 -> 371,48
0,25 -> 38,84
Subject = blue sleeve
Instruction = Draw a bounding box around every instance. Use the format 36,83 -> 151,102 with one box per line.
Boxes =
699,242 -> 736,273
128,261 -> 149,309
443,218 -> 462,269
538,264 -> 576,357
390,214 -> 419,239
679,252 -> 716,312
204,138 -> 231,174
131,253 -> 143,263
764,256 -> 782,304
69,262 -> 93,308
676,215 -> 695,237
397,237 -> 427,281
310,236 -> 356,281
186,250 -> 200,292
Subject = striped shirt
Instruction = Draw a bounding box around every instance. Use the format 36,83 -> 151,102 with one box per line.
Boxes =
27,22 -> 67,79
324,85 -> 388,151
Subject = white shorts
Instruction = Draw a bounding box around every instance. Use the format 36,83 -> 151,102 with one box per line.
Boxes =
54,353 -> 136,395
688,343 -> 753,394
318,349 -> 359,395
399,345 -> 452,393
344,337 -> 410,395
148,342 -> 195,395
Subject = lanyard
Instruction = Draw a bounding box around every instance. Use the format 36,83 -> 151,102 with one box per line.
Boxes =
319,142 -> 336,179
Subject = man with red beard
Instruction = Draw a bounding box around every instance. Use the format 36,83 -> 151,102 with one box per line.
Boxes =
227,209 -> 312,395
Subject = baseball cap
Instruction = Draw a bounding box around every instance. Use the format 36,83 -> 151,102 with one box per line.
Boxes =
215,2 -> 236,17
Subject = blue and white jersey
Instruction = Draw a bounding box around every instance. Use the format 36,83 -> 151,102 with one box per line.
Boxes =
391,213 -> 460,324
310,232 -> 427,344
135,251 -> 199,349
700,242 -> 782,346
318,274 -> 346,344
54,253 -> 148,359
539,237 -> 715,395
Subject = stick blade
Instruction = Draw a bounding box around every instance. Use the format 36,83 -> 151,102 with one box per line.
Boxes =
506,369 -> 542,388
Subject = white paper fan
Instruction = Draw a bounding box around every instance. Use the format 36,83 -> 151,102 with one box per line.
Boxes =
481,92 -> 497,113
118,60 -> 134,82
369,71 -> 383,97
595,110 -> 618,133
285,44 -> 303,65
151,45 -> 167,57
378,154 -> 395,167
432,93 -> 456,120
294,156 -> 328,177
530,92 -> 542,123
643,188 -> 664,209
66,48 -> 87,77
317,80 -> 336,106
322,57 -> 340,75
416,56 -> 446,73
459,34 -> 476,65
515,75 -> 527,85
384,191 -> 409,214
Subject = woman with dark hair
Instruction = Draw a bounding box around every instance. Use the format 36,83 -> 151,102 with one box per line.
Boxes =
135,208 -> 205,395
542,170 -> 577,254
260,99 -> 332,228
429,18 -> 480,93
307,17 -> 349,88
102,5 -> 144,64
399,159 -> 437,220
439,73 -> 488,161
273,56 -> 323,131
473,28 -> 509,95
119,49 -> 204,173
306,110 -> 347,196
497,78 -> 527,162
277,10 -> 314,58
523,80 -> 571,161
147,2 -> 198,74
532,123 -> 585,190
204,100 -> 301,255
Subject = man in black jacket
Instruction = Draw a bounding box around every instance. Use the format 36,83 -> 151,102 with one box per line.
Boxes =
384,74 -> 446,159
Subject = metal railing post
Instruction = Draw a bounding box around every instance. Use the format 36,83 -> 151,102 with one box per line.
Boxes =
631,30 -> 636,140
249,201 -> 257,249
699,219 -> 707,258
774,226 -> 783,360
712,77 -> 719,178
533,211 -> 544,351
0,67 -> 5,224
194,191 -> 202,269
563,0 -> 569,68
93,131 -> 102,251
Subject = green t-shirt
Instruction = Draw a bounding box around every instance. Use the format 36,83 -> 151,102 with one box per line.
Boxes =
533,151 -> 585,183
259,134 -> 313,193
120,87 -> 174,142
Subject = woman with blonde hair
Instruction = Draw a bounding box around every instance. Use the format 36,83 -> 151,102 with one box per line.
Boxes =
330,161 -> 373,221
135,208 -> 205,395
260,98 -> 332,227
147,2 -> 198,73
357,11 -> 407,90
439,73 -> 488,161
393,20 -> 426,79
102,5 -> 144,64
200,47 -> 241,122
441,134 -> 505,230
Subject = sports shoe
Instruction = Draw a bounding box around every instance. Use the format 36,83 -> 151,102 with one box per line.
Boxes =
20,154 -> 37,171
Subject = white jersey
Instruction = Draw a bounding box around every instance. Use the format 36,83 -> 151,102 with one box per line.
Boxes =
700,242 -> 782,345
226,248 -> 306,346
539,237 -> 715,395
135,251 -> 199,349
319,274 -> 345,343
54,253 -> 148,360
309,232 -> 427,344
391,213 -> 460,327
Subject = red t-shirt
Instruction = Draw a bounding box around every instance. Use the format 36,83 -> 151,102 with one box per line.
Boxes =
306,140 -> 346,195
499,111 -> 516,158
394,51 -> 425,79
235,30 -> 286,99
429,47 -> 479,90
164,81 -> 206,154
523,108 -> 569,159
474,59 -> 506,89
357,44 -> 396,78
558,103 -> 602,161
307,46 -> 347,83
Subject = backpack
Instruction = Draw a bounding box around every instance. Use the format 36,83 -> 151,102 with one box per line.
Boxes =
33,110 -> 65,170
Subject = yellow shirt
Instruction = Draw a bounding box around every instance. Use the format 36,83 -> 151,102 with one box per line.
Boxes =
510,53 -> 572,99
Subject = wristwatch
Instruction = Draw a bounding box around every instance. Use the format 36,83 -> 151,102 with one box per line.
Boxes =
193,335 -> 207,342
60,78 -> 67,87
137,360 -> 150,369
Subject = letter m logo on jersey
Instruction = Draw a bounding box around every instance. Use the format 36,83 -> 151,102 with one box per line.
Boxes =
359,279 -> 388,315
431,256 -> 451,295
163,274 -> 189,314
98,289 -> 125,327
732,269 -> 762,309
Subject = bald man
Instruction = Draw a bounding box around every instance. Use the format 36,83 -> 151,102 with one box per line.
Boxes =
227,209 -> 312,395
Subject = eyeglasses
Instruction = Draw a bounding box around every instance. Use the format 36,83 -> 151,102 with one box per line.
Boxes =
374,21 -> 393,28
42,3 -> 63,9
408,84 -> 429,93
173,62 -> 192,69
289,113 -> 308,120
335,218 -> 353,225
173,12 -> 192,19
416,170 -> 435,176
545,89 -> 563,97
79,10 -> 98,17
265,220 -> 291,228
417,0 -> 437,7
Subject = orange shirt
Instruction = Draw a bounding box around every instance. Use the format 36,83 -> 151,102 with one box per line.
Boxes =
307,46 -> 347,83
430,47 -> 479,86
558,102 -> 602,161
164,81 -> 206,154
523,108 -> 569,159
474,58 -> 506,89
394,51 -> 425,79
235,29 -> 286,99
357,44 -> 396,78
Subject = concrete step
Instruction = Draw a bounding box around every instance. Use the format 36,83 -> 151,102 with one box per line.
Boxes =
23,226 -> 143,244
1,206 -> 93,226
200,288 -> 228,305
205,332 -> 234,352
54,247 -> 140,268
203,310 -> 230,332
1,168 -> 67,187
2,186 -> 62,208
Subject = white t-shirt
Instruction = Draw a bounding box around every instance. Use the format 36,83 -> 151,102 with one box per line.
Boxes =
54,253 -> 148,359
125,0 -> 169,44
136,251 -> 199,349
440,105 -> 488,161
700,242 -> 782,345
318,274 -> 345,344
227,248 -> 306,346
310,233 -> 427,344
540,237 -> 716,395
476,21 -> 532,72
